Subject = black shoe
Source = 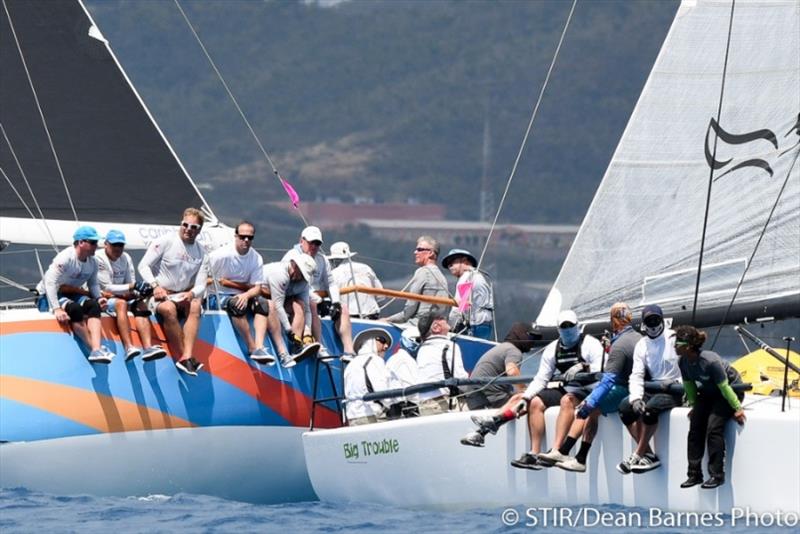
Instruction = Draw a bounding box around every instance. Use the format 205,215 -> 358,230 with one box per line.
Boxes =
510,453 -> 543,471
459,431 -> 485,447
176,357 -> 203,377
470,414 -> 500,435
701,475 -> 725,489
292,342 -> 320,363
680,475 -> 704,488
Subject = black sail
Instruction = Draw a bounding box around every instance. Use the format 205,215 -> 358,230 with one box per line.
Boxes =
0,0 -> 211,225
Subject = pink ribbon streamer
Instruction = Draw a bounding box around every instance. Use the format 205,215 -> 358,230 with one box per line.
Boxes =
280,177 -> 300,208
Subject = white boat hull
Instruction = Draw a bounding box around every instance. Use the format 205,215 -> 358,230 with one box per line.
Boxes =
303,395 -> 800,513
1,426 -> 316,503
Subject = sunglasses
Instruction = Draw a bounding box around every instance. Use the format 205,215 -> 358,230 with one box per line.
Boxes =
181,222 -> 202,231
643,315 -> 663,327
236,234 -> 255,242
414,247 -> 432,253
304,239 -> 322,246
83,240 -> 98,246
109,242 -> 125,248
375,336 -> 389,345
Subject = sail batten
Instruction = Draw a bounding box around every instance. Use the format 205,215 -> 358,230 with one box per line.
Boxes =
537,0 -> 800,327
0,0 -> 215,232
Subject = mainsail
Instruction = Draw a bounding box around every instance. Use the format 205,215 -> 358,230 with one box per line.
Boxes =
0,0 -> 216,245
538,0 -> 800,327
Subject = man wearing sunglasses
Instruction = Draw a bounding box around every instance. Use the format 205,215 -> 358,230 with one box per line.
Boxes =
283,226 -> 355,361
96,229 -> 166,362
208,221 -> 274,365
36,225 -> 112,363
138,207 -> 209,376
385,235 -> 450,326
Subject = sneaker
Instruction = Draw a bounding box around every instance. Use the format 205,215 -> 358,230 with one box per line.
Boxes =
142,345 -> 168,362
616,453 -> 641,475
630,452 -> 661,473
556,456 -> 587,473
316,346 -> 334,362
279,352 -> 297,368
291,342 -> 320,363
341,352 -> 355,363
470,414 -> 499,435
537,448 -> 570,467
701,475 -> 725,489
250,347 -> 276,366
510,453 -> 543,471
680,475 -> 704,488
125,346 -> 143,361
88,349 -> 113,364
459,431 -> 485,448
176,357 -> 203,377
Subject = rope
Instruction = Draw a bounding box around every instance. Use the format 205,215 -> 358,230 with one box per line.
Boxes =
2,0 -> 78,223
710,146 -> 799,349
173,0 -> 309,227
691,0 -> 736,324
476,0 -> 577,269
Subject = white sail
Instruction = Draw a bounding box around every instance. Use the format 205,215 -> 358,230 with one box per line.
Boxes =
538,0 -> 800,327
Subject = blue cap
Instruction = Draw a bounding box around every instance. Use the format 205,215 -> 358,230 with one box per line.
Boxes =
642,304 -> 663,320
105,229 -> 126,244
72,226 -> 102,242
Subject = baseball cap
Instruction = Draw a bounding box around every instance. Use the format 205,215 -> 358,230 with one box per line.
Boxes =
290,251 -> 317,282
301,226 -> 323,243
73,226 -> 102,242
557,310 -> 578,328
105,229 -> 126,244
642,304 -> 664,320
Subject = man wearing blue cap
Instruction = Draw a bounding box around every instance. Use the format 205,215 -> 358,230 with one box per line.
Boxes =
36,226 -> 112,363
96,229 -> 167,362
441,248 -> 494,340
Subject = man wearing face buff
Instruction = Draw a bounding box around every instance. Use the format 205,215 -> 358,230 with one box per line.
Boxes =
616,305 -> 682,474
537,303 -> 641,472
505,311 -> 604,469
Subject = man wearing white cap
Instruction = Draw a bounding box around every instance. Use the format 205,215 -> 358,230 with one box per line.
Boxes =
327,241 -> 383,320
262,250 -> 320,367
96,229 -> 166,362
283,226 -> 355,360
507,310 -> 604,470
36,225 -> 111,363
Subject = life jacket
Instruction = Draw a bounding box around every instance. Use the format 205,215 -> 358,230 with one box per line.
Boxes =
554,334 -> 586,374
440,343 -> 460,399
362,356 -> 384,408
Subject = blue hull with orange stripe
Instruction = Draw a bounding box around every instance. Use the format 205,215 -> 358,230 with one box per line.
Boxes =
0,308 -> 493,502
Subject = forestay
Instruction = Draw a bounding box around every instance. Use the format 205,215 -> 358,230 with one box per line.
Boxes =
538,0 -> 800,327
0,0 -> 216,246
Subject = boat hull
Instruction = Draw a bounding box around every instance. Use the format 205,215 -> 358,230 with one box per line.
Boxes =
303,396 -> 800,513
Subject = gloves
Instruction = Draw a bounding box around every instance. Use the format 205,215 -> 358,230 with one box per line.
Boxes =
302,334 -> 316,345
632,399 -> 646,415
514,396 -> 531,415
289,333 -> 304,353
329,302 -> 342,322
563,362 -> 585,383
133,281 -> 153,297
576,401 -> 594,420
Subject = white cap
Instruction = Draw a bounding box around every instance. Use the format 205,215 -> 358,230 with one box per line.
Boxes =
327,241 -> 356,260
289,251 -> 317,283
557,310 -> 578,327
301,225 -> 323,243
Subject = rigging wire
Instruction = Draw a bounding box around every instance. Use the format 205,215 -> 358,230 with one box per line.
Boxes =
173,0 -> 309,228
475,0 -> 577,270
691,0 -> 736,325
2,0 -> 79,223
0,125 -> 59,251
710,147 -> 800,349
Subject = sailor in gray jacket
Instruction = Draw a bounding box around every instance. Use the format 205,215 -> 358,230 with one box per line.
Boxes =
385,235 -> 450,326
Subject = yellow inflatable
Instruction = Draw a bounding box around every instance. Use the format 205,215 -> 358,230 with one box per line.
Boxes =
732,349 -> 800,397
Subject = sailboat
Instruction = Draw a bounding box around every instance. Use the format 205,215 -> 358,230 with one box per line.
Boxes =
301,0 -> 800,513
0,0 -> 494,502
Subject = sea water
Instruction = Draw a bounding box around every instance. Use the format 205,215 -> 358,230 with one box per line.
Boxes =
1,488 -> 796,533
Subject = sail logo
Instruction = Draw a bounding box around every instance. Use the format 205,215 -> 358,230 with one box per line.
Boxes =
705,113 -> 800,181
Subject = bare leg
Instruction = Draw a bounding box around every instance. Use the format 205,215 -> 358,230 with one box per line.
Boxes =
310,300 -> 323,341
528,397 -> 548,454
231,314 -> 256,352
114,300 -> 134,350
566,412 -> 590,441
86,316 -> 103,351
552,394 -> 580,449
267,302 -> 288,354
134,315 -> 155,347
253,313 -> 268,349
337,303 -> 354,353
635,423 -> 658,456
157,301 -> 184,357
71,320 -> 98,350
181,298 -> 202,359
582,411 -> 600,443
290,300 -> 304,338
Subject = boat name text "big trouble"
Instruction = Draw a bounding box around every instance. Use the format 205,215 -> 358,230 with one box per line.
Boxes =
343,439 -> 399,459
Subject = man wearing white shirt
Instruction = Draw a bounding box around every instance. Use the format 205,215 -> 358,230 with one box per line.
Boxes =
343,328 -> 393,425
96,229 -> 166,362
414,311 -> 467,414
327,241 -> 384,320
138,207 -> 209,376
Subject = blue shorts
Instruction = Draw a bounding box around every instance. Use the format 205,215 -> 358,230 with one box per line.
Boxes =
597,385 -> 629,415
469,323 -> 493,340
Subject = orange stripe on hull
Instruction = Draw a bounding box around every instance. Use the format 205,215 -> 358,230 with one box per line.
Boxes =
0,375 -> 194,433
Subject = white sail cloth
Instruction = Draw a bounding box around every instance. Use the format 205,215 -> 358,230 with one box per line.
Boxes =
538,0 -> 800,326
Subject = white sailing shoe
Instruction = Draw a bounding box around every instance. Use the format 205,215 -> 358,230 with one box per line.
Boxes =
556,456 -> 587,473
